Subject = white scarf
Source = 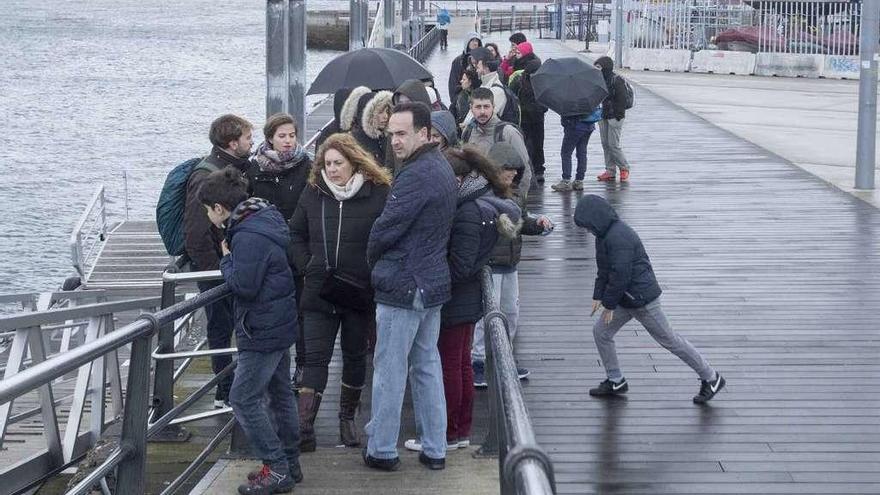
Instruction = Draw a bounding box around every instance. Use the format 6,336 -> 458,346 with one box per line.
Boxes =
321,170 -> 366,201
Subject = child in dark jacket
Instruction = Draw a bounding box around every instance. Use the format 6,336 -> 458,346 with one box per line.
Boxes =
574,195 -> 725,404
198,169 -> 302,495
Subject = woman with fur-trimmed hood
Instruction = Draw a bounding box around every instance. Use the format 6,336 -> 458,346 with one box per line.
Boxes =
339,86 -> 394,169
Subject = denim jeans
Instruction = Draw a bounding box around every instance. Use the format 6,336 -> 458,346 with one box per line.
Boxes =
197,279 -> 234,401
365,292 -> 447,460
230,349 -> 301,473
472,270 -> 519,362
592,298 -> 714,382
561,124 -> 593,181
301,309 -> 368,391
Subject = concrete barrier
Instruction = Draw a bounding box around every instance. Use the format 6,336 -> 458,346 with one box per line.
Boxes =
755,52 -> 824,78
691,50 -> 756,75
624,48 -> 691,72
822,55 -> 860,79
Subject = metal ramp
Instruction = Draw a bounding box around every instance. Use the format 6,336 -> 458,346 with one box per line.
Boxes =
85,220 -> 171,298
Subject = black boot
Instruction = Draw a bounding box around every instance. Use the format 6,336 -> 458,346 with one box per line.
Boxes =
338,384 -> 363,447
298,390 -> 322,452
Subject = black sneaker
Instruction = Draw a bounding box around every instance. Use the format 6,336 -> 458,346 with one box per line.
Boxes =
473,360 -> 487,388
362,447 -> 401,471
589,378 -> 628,397
238,465 -> 293,494
418,452 -> 446,470
693,373 -> 725,404
248,462 -> 302,484
517,367 -> 531,380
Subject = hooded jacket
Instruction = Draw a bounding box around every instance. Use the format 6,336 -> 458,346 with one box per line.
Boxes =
367,144 -> 458,309
315,87 -> 354,149
448,35 -> 483,105
220,200 -> 298,352
431,110 -> 459,149
594,56 -> 628,121
183,148 -> 249,271
462,115 -> 532,196
441,185 -> 520,328
574,195 -> 661,310
508,57 -> 546,121
288,174 -> 390,314
394,79 -> 432,108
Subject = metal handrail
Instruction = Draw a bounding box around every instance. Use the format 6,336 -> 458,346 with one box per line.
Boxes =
479,266 -> 556,495
69,185 -> 109,282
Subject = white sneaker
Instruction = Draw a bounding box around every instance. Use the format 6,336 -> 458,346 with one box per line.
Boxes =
457,438 -> 470,448
404,438 -> 460,452
214,399 -> 230,409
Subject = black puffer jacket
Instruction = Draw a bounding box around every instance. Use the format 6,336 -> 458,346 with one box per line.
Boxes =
288,176 -> 390,313
509,57 -> 547,122
595,56 -> 628,121
574,195 -> 661,310
244,156 -> 311,221
441,186 -> 520,328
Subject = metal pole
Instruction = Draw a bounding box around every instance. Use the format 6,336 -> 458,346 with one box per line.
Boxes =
402,0 -> 410,30
360,0 -> 369,48
150,280 -> 191,442
384,0 -> 395,48
114,334 -> 153,492
559,0 -> 567,40
586,0 -> 594,51
289,0 -> 307,135
614,0 -> 624,67
266,0 -> 287,117
578,4 -> 584,41
856,0 -> 878,190
350,0 -> 359,51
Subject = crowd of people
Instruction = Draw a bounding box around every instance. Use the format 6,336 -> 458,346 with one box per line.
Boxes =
179,30 -> 724,495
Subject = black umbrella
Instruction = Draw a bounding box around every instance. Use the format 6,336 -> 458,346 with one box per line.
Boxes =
307,48 -> 433,95
531,57 -> 608,117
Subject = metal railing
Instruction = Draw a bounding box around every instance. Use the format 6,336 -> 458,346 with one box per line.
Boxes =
0,295 -> 163,495
70,186 -> 109,283
477,267 -> 556,495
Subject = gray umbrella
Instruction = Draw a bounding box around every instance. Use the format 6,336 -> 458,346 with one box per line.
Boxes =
307,48 -> 433,95
531,57 -> 608,117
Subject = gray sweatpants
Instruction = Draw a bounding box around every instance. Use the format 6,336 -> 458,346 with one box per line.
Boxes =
599,118 -> 629,172
592,298 -> 714,382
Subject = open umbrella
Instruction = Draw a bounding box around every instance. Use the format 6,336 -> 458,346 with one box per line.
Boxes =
307,48 -> 433,95
531,57 -> 608,117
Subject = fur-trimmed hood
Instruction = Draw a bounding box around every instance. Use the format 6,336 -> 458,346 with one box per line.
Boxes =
339,86 -> 371,132
361,90 -> 394,139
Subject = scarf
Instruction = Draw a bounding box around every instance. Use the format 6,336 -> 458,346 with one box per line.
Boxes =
252,141 -> 307,173
459,171 -> 489,199
321,170 -> 366,201
228,197 -> 271,229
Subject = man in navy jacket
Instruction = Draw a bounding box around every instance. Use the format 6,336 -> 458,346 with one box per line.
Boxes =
364,102 -> 457,471
575,195 -> 725,404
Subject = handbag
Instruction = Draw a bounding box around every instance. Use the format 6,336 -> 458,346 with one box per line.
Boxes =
318,198 -> 372,311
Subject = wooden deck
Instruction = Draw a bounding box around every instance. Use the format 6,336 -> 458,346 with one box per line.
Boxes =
515,38 -> 880,495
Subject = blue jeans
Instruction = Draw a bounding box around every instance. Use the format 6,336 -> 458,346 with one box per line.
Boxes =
561,124 -> 594,181
366,292 -> 447,460
230,349 -> 300,473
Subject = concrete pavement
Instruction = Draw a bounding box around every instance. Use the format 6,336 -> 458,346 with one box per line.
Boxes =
563,40 -> 880,208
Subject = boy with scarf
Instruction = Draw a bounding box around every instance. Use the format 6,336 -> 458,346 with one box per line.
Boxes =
198,169 -> 302,494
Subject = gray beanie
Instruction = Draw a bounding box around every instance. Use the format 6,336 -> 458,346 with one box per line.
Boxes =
430,110 -> 459,148
488,142 -> 525,170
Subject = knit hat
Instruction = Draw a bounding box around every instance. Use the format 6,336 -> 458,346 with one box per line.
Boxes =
516,41 -> 534,57
489,142 -> 525,170
430,110 -> 458,148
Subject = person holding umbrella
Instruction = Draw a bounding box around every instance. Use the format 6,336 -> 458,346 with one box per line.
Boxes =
436,8 -> 451,50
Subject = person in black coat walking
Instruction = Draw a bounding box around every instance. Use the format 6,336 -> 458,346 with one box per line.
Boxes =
404,146 -> 519,453
574,195 -> 725,403
594,56 -> 631,182
289,133 -> 392,451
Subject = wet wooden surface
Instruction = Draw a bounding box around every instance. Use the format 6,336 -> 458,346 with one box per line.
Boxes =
514,38 -> 880,495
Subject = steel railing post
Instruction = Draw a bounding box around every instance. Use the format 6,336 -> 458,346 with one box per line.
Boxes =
115,332 -> 153,492
149,279 -> 191,442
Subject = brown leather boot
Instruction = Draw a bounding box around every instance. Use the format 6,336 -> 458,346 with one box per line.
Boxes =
338,384 -> 362,447
298,389 -> 321,452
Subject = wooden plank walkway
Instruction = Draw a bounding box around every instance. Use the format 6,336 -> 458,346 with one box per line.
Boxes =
514,37 -> 880,494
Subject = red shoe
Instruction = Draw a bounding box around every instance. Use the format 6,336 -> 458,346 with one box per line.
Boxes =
620,170 -> 630,182
596,171 -> 616,182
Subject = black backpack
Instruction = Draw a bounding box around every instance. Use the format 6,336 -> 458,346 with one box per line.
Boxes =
616,75 -> 635,110
491,83 -> 522,125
